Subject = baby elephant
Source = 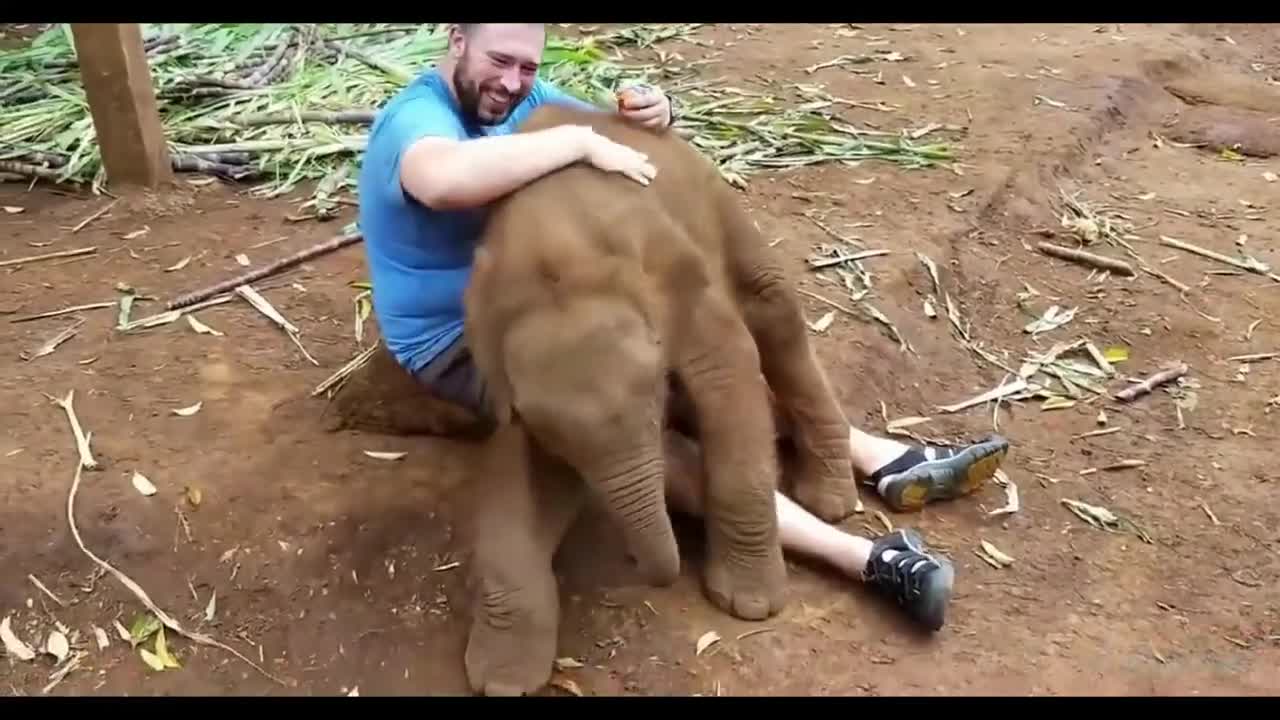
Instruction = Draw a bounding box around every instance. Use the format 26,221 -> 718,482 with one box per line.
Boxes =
459,103 -> 860,696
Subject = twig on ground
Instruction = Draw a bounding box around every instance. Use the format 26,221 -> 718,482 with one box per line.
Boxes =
23,318 -> 85,361
1036,242 -> 1135,276
45,390 -> 99,470
27,574 -> 67,607
1159,235 -> 1280,282
0,246 -> 98,269
312,345 -> 377,397
9,301 -> 115,324
63,461 -> 290,687
165,232 -> 361,310
1226,352 -> 1278,363
937,378 -> 1029,413
1115,363 -> 1189,402
70,200 -> 118,233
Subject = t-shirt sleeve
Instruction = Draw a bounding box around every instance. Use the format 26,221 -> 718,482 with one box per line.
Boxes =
366,96 -> 464,203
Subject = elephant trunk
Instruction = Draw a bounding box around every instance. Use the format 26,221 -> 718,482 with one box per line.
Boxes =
587,450 -> 680,586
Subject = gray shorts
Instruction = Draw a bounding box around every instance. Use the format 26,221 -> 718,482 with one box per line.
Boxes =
413,337 -> 494,423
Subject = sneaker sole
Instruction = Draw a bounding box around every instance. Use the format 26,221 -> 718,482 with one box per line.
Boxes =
886,437 -> 1009,512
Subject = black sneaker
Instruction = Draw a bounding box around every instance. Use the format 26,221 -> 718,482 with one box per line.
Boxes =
862,529 -> 954,631
867,435 -> 1010,512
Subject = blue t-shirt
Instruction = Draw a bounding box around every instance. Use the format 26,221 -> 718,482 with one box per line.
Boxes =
356,68 -> 597,375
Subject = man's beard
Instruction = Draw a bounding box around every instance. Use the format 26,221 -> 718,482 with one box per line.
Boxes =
452,59 -> 526,127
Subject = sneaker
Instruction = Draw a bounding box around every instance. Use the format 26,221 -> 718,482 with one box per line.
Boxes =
867,435 -> 1010,512
862,529 -> 954,631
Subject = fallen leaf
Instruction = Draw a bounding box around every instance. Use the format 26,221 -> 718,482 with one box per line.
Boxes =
186,315 -> 224,336
1136,192 -> 1157,201
129,613 -> 162,646
154,628 -> 180,669
235,253 -> 250,267
185,486 -> 202,508
695,630 -> 722,656
93,625 -> 110,650
1034,95 -> 1068,108
172,402 -> 203,417
1,616 -> 36,661
347,686 -> 360,697
165,256 -> 192,272
1041,396 -> 1076,411
139,647 -> 166,672
130,471 -> 157,497
1264,171 -> 1278,183
205,591 -> 217,622
3,206 -> 25,214
1103,346 -> 1129,363
113,620 -> 132,644
46,631 -> 69,663
807,311 -> 835,333
555,657 -> 585,670
363,450 -> 407,461
1024,305 -> 1076,334
550,676 -> 584,696
122,227 -> 149,240
976,540 -> 1015,568
901,74 -> 916,88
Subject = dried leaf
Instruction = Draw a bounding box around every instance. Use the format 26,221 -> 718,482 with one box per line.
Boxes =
901,74 -> 916,88
363,451 -> 407,461
186,315 -> 224,337
1,616 -> 36,661
695,630 -> 722,656
346,686 -> 360,697
1136,192 -> 1157,201
93,625 -> 109,650
550,676 -> 584,696
122,227 -> 149,240
165,256 -> 192,272
138,647 -> 166,672
1034,95 -> 1067,108
1024,305 -> 1077,334
113,620 -> 132,644
235,254 -> 250,267
987,476 -> 1019,517
976,540 -> 1015,568
1041,396 -> 1076,411
1264,171 -> 1278,183
185,486 -> 202,508
807,311 -> 836,333
923,297 -> 937,318
205,591 -> 217,622
3,206 -> 25,214
46,631 -> 69,663
154,628 -> 181,669
555,657 -> 585,670
131,471 -> 157,497
172,402 -> 203,417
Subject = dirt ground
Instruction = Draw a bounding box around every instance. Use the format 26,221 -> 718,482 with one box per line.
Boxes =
3,23 -> 1279,697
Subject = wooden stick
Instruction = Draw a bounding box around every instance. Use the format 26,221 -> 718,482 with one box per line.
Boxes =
1226,352 -> 1278,363
1114,363 -> 1189,402
1036,242 -> 1135,276
63,461 -> 290,686
1159,235 -> 1268,275
165,232 -> 362,310
70,199 -> 118,233
46,390 -> 99,470
1140,264 -> 1191,293
0,246 -> 98,268
9,301 -> 116,323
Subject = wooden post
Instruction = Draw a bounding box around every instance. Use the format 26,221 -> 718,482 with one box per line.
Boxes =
70,23 -> 172,188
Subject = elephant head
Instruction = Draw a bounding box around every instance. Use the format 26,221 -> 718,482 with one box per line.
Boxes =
495,292 -> 681,587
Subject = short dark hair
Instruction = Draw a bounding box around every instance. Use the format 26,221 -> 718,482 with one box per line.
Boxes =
454,23 -> 543,37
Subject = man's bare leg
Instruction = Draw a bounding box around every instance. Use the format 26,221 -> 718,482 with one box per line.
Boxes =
662,430 -> 954,631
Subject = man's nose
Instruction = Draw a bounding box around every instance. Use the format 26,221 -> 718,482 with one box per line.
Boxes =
500,69 -> 521,93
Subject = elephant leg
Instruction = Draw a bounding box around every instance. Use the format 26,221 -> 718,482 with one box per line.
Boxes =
716,190 -> 861,522
462,422 -> 585,696
674,299 -> 786,621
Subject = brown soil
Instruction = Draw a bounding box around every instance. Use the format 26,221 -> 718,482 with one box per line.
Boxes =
3,23 -> 1279,697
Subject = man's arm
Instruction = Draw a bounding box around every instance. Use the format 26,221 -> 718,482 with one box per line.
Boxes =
401,126 -> 594,212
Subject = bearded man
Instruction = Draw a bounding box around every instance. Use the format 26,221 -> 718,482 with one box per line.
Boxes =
356,23 -> 1010,632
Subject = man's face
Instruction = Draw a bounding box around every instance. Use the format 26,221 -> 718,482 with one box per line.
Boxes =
450,24 -> 544,126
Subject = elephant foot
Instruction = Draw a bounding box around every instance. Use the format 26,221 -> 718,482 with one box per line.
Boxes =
703,541 -> 787,621
464,582 -> 559,696
792,465 -> 862,522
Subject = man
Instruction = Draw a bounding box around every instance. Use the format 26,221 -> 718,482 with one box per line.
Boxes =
356,22 -> 1010,631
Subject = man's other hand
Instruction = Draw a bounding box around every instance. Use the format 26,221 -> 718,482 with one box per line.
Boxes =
616,84 -> 673,131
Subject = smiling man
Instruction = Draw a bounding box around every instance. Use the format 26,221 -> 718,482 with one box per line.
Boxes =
357,22 -> 1011,634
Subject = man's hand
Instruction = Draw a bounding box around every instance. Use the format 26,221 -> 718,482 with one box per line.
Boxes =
616,84 -> 673,131
571,125 -> 658,186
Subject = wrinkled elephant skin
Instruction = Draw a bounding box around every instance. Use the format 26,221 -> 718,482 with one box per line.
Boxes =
459,104 -> 860,695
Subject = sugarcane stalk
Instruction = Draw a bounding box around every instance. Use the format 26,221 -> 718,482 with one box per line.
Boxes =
232,110 -> 376,126
171,153 -> 261,181
0,159 -> 61,181
165,232 -> 363,310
